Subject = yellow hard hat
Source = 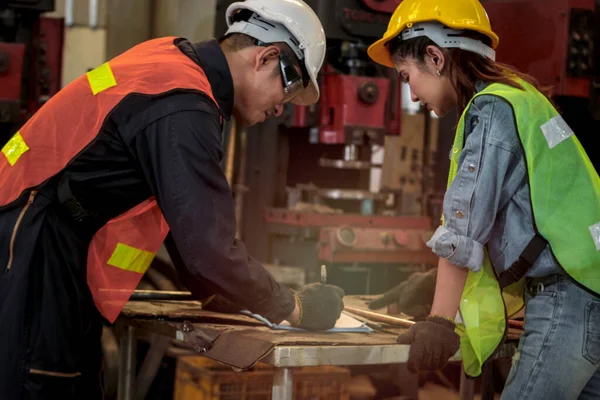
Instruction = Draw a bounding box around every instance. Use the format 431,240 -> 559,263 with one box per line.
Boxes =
367,0 -> 499,68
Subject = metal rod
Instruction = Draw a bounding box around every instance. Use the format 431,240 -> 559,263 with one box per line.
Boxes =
118,325 -> 136,400
422,109 -> 431,216
508,319 -> 524,329
272,367 -> 293,400
345,306 -> 523,330
343,306 -> 415,327
64,0 -> 74,27
344,144 -> 359,161
129,290 -> 193,301
224,119 -> 237,185
89,0 -> 98,29
234,128 -> 248,239
480,361 -> 496,400
459,367 -> 476,400
135,335 -> 171,400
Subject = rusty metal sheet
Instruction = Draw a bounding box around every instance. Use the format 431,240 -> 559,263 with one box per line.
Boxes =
264,208 -> 432,229
122,300 -> 263,326
204,330 -> 274,370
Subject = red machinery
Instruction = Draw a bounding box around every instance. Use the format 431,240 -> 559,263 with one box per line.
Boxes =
268,0 -> 437,293
484,0 -> 596,98
1,1 -> 64,147
215,0 -> 600,293
215,0 -> 436,294
482,0 -> 598,170
316,63 -> 399,145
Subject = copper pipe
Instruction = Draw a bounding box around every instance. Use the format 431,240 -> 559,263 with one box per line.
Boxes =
344,306 -> 415,328
234,128 -> 248,240
224,119 -> 237,185
345,305 -> 524,330
508,319 -> 524,329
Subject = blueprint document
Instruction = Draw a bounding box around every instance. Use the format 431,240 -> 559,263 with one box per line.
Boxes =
240,310 -> 374,333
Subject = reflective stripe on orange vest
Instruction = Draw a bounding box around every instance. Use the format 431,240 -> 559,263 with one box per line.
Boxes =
0,37 -> 220,322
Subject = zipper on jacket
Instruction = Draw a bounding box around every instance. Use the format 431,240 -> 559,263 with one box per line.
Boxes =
6,190 -> 37,271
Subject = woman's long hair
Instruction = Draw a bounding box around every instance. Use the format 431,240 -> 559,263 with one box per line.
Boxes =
388,33 -> 555,115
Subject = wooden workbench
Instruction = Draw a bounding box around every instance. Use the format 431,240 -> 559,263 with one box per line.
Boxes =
116,295 -> 517,400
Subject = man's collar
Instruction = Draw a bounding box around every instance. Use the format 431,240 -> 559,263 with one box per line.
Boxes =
193,40 -> 234,120
177,39 -> 234,120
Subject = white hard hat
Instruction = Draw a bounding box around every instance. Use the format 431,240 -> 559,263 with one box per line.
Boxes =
225,0 -> 326,105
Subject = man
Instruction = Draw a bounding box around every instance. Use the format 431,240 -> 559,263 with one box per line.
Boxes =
0,0 -> 345,398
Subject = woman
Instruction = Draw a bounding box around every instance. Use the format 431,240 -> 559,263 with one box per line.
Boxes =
367,1 -> 600,398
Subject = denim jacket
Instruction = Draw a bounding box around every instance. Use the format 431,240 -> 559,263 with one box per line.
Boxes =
427,81 -> 560,278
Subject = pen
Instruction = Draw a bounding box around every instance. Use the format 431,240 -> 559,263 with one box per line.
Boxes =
320,264 -> 327,285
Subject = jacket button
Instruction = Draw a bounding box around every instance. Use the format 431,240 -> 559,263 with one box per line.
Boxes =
456,211 -> 464,219
468,164 -> 475,172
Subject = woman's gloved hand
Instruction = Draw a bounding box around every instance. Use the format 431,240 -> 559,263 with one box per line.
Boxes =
368,268 -> 437,318
396,315 -> 460,373
293,283 -> 345,330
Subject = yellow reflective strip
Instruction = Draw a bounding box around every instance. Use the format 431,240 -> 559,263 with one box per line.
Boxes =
86,62 -> 117,95
1,131 -> 29,166
107,243 -> 155,274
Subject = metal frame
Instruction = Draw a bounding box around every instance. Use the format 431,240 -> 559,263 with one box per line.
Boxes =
116,322 -> 512,400
265,208 -> 432,229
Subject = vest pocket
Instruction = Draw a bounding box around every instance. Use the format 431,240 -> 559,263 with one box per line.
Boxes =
583,301 -> 600,364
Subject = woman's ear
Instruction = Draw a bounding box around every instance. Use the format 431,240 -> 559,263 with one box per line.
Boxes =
426,45 -> 446,73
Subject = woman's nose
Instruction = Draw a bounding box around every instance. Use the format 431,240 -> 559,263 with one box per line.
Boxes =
410,88 -> 419,103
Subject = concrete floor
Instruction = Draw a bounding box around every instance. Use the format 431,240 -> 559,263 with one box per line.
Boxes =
347,375 -> 501,400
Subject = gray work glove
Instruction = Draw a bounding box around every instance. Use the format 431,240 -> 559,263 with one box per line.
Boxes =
294,283 -> 345,330
368,268 -> 437,318
396,315 -> 460,373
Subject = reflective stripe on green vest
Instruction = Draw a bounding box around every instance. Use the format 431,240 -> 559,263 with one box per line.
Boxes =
448,79 -> 600,377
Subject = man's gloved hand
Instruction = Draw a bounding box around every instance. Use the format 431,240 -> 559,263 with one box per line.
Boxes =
294,283 -> 345,330
368,268 -> 437,318
201,294 -> 242,314
396,315 -> 460,373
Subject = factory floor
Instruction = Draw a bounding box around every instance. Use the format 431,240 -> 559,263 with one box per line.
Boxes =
349,382 -> 501,399
347,373 -> 502,400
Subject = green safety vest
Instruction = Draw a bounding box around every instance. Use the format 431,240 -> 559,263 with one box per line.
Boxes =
447,79 -> 600,377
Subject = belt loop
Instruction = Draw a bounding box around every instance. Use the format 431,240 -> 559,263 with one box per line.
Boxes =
536,282 -> 545,293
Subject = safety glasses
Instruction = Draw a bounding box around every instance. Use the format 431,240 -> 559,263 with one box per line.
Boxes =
278,51 -> 305,102
254,39 -> 308,103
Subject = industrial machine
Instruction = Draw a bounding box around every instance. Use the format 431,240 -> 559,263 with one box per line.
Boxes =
215,0 -> 437,295
481,0 -> 599,171
215,0 -> 600,296
0,0 -> 63,147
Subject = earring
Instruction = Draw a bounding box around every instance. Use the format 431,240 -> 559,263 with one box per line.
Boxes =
436,69 -> 441,76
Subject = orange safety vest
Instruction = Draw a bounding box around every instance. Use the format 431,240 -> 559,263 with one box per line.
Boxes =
0,37 -> 220,322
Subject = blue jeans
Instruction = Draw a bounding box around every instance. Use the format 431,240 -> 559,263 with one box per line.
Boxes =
501,274 -> 600,399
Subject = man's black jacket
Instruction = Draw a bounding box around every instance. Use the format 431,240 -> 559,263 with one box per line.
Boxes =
0,37 -> 297,399
77,38 -> 295,321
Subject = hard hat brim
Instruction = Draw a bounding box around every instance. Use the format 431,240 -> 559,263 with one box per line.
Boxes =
367,37 -> 395,69
291,79 -> 319,105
